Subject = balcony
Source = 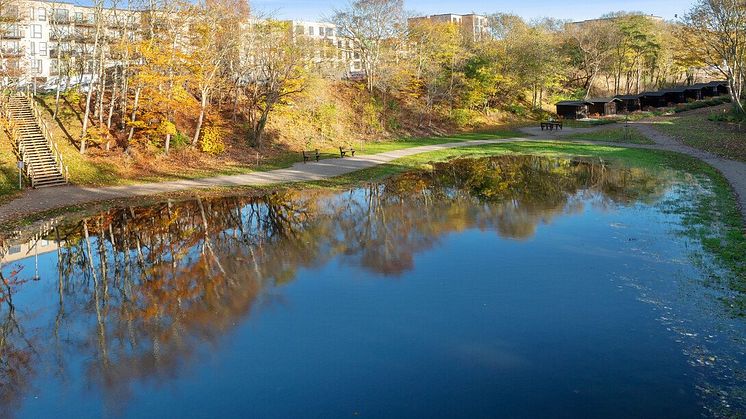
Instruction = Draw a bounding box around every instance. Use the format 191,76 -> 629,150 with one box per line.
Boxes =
50,16 -> 71,25
49,33 -> 73,41
2,31 -> 24,39
0,48 -> 23,57
73,18 -> 95,27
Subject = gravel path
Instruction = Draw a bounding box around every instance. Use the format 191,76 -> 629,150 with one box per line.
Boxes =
1,127 -> 744,226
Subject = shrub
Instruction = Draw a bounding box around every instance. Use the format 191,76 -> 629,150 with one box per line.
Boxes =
171,131 -> 190,149
450,108 -> 474,127
200,126 -> 225,154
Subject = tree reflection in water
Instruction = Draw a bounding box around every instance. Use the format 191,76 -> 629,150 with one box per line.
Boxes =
0,155 -> 673,414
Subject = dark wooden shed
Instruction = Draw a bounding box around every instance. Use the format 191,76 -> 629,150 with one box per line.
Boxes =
682,86 -> 703,101
556,100 -> 591,119
614,94 -> 641,112
639,91 -> 667,108
662,89 -> 687,104
588,98 -> 621,116
706,80 -> 729,95
692,82 -> 717,97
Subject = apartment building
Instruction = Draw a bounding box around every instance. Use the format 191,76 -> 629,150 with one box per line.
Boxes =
408,13 -> 488,42
285,20 -> 363,77
0,2 -> 363,84
0,0 -> 139,81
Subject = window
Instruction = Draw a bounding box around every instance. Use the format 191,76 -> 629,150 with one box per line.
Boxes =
9,245 -> 20,254
308,26 -> 314,36
75,12 -> 83,21
326,27 -> 333,37
38,7 -> 46,21
54,9 -> 68,21
36,59 -> 42,73
29,41 -> 35,55
295,26 -> 303,35
39,42 -> 47,56
28,7 -> 34,20
31,24 -> 41,38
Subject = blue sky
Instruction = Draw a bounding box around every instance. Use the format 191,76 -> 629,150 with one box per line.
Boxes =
252,0 -> 697,22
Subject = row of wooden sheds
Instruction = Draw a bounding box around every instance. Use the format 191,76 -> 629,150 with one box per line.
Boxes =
555,81 -> 729,119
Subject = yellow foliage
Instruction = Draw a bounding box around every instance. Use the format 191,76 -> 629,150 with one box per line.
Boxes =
200,126 -> 225,154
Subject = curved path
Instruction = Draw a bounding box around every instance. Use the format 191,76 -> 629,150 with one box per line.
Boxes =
0,128 -> 744,226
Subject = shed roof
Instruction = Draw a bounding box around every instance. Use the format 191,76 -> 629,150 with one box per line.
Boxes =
615,94 -> 641,100
588,97 -> 622,103
556,100 -> 592,106
640,91 -> 666,97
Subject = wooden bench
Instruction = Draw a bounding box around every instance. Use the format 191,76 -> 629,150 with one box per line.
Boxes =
302,149 -> 320,163
339,146 -> 355,158
540,121 -> 563,131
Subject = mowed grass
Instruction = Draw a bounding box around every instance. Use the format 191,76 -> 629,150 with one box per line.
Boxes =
559,126 -> 655,145
653,110 -> 746,162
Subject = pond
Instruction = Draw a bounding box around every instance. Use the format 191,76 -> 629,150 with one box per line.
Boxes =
1,155 -> 744,418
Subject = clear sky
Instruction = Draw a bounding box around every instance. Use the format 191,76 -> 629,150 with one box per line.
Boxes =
252,0 -> 697,22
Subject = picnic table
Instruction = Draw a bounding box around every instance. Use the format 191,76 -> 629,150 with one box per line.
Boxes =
540,121 -> 563,131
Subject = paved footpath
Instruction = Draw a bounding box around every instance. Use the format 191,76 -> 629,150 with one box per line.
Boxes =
1,129 -> 745,226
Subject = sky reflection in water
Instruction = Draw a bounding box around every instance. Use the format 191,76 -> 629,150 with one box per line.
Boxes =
0,155 -> 744,418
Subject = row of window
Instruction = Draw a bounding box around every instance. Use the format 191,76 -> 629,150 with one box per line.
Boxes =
295,25 -> 334,37
1,41 -> 48,55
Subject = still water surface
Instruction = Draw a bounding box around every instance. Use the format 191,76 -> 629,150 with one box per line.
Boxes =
1,155 -> 744,418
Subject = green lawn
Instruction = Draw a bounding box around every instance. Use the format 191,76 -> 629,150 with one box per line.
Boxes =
559,126 -> 655,145
653,113 -> 746,162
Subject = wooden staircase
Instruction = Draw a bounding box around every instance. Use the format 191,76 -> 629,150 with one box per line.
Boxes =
2,93 -> 68,188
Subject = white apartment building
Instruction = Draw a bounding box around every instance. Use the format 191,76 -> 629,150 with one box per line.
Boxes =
409,13 -> 488,42
286,20 -> 363,76
0,2 -> 362,84
0,0 -> 139,81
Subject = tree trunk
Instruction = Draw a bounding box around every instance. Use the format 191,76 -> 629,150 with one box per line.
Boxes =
192,91 -> 208,146
125,87 -> 141,151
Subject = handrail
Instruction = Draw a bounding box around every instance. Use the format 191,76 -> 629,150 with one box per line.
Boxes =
22,93 -> 68,183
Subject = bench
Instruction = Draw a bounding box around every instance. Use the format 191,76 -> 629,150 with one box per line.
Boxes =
302,149 -> 320,163
339,146 -> 355,158
540,121 -> 563,131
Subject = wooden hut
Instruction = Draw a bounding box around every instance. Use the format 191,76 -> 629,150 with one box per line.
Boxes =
639,91 -> 667,108
692,82 -> 717,97
682,86 -> 703,101
556,100 -> 591,119
662,88 -> 688,104
588,98 -> 621,116
706,80 -> 729,95
614,94 -> 641,112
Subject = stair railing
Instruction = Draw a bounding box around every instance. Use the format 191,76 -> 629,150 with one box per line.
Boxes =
1,97 -> 35,188
23,94 -> 69,183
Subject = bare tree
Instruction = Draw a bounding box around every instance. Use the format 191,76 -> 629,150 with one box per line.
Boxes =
79,0 -> 105,153
331,0 -> 406,92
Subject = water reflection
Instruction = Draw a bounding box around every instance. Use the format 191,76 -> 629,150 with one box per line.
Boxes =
0,155 -> 679,416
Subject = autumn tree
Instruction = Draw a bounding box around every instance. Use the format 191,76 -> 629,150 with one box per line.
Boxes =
240,20 -> 309,148
685,0 -> 746,113
186,0 -> 247,146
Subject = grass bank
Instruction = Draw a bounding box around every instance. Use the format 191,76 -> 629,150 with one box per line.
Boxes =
558,126 -> 654,145
652,109 -> 746,162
